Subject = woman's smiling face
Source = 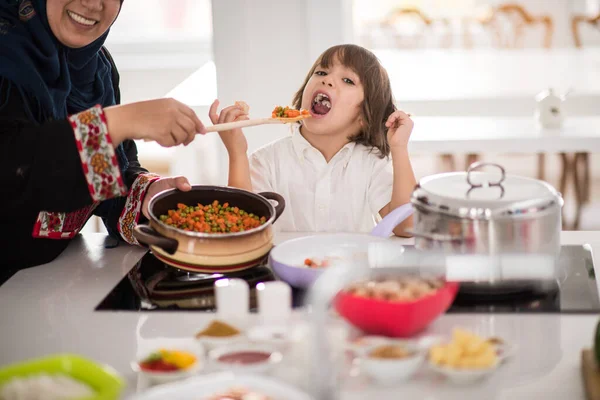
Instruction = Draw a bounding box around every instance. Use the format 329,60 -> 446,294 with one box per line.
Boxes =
46,0 -> 121,48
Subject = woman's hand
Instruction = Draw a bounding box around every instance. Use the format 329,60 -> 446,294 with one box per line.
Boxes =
105,98 -> 206,148
209,99 -> 249,156
142,176 -> 191,219
385,110 -> 414,149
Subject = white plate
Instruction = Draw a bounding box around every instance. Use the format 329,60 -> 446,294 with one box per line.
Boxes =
126,372 -> 314,400
132,340 -> 205,385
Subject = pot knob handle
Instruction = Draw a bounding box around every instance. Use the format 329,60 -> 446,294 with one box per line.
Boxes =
466,162 -> 506,189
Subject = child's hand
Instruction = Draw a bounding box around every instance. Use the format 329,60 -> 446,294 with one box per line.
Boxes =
209,99 -> 249,155
385,110 -> 413,149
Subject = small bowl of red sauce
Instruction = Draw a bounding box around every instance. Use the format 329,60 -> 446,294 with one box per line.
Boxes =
208,343 -> 282,374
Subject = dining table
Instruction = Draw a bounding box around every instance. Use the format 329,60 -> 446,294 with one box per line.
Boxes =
1,231 -> 600,399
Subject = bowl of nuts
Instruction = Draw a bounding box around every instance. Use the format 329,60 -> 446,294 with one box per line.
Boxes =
334,277 -> 459,338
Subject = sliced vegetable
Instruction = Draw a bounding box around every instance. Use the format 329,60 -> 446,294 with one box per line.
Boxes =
159,201 -> 266,233
139,349 -> 197,372
272,105 -> 310,118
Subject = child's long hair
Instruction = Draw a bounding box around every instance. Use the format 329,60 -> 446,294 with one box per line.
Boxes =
292,44 -> 396,158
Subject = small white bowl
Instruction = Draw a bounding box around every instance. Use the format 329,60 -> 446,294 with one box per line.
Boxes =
247,325 -> 292,350
132,344 -> 204,385
195,321 -> 247,351
348,336 -> 418,357
208,343 -> 283,374
428,359 -> 499,384
195,333 -> 247,352
359,343 -> 424,384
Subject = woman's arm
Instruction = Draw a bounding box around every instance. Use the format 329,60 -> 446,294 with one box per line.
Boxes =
93,139 -> 160,245
0,78 -> 127,213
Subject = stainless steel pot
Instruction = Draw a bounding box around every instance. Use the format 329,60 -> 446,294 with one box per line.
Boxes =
409,162 -> 564,292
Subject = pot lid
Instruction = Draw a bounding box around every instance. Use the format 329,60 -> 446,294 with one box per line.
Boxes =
412,163 -> 562,219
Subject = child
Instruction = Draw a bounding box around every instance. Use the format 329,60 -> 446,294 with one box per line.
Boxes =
209,44 -> 416,236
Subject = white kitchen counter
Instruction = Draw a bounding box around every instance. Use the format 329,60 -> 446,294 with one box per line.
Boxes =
1,231 -> 600,399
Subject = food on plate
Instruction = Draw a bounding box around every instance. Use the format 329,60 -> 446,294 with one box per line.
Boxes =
303,257 -> 333,268
139,349 -> 197,372
196,320 -> 241,338
368,344 -> 415,359
216,350 -> 272,365
159,201 -> 266,233
205,387 -> 272,400
486,336 -> 504,346
0,373 -> 95,400
343,276 -> 445,302
271,105 -> 310,119
428,328 -> 498,369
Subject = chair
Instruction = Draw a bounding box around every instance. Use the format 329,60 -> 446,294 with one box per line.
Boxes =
565,13 -> 599,227
460,3 -> 553,179
379,7 -> 452,49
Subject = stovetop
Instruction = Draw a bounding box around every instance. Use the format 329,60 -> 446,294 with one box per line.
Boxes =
447,244 -> 600,313
95,250 -> 307,311
95,245 -> 600,314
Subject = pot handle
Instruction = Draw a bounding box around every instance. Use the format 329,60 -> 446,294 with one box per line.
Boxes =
370,203 -> 414,238
258,192 -> 286,223
133,224 -> 178,254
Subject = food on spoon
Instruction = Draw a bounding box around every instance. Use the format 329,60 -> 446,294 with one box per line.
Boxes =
235,100 -> 250,114
344,277 -> 445,302
271,105 -> 310,119
196,320 -> 241,338
429,328 -> 498,369
159,201 -> 266,233
138,349 -> 197,372
369,344 -> 415,359
0,373 -> 95,400
205,387 -> 272,400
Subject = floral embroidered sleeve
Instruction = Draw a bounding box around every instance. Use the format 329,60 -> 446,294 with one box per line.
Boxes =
68,105 -> 127,201
0,90 -> 118,213
117,172 -> 160,245
92,139 -> 160,246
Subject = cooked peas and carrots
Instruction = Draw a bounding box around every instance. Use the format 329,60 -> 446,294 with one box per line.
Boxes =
272,105 -> 310,119
159,200 -> 266,233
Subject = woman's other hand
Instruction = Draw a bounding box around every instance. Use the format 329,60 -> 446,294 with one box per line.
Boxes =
142,176 -> 192,219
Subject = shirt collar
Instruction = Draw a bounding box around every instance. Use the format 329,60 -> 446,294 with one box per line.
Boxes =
290,123 -> 356,165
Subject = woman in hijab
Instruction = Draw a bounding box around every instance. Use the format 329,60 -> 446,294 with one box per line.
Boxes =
0,0 -> 207,274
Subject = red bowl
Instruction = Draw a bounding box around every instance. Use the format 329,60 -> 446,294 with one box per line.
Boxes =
334,281 -> 459,338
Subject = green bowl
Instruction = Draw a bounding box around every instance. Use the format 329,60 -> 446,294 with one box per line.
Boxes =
0,354 -> 124,400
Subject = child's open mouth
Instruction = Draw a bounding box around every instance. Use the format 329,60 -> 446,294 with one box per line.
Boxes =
311,92 -> 332,117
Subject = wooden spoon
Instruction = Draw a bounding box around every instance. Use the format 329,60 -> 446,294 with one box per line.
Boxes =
204,114 -> 311,133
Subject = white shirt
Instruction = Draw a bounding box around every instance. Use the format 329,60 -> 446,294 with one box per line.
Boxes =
249,124 -> 394,233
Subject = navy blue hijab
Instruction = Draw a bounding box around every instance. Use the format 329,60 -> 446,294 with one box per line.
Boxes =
0,0 -> 120,122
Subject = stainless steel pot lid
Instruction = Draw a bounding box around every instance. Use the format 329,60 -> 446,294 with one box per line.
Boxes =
412,162 -> 563,219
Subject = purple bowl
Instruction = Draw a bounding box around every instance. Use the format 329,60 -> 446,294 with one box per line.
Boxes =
268,204 -> 414,289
